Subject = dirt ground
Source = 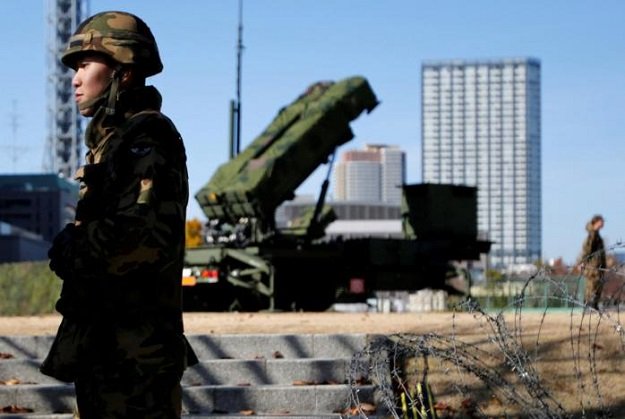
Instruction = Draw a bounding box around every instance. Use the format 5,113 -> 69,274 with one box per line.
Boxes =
0,310 -> 575,336
3,310 -> 625,416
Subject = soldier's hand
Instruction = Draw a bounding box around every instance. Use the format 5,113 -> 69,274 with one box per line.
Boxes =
48,223 -> 77,280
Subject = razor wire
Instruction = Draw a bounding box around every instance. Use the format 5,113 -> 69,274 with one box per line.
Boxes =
346,244 -> 625,418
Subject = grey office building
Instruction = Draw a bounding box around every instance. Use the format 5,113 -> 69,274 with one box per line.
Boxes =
421,58 -> 541,268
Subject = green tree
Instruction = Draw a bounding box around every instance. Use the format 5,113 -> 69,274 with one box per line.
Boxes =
485,268 -> 504,283
185,218 -> 204,248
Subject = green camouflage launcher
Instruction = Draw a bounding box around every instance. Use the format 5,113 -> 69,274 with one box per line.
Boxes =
195,76 -> 378,229
183,75 -> 490,312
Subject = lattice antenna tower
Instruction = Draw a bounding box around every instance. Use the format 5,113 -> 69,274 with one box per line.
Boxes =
44,0 -> 89,178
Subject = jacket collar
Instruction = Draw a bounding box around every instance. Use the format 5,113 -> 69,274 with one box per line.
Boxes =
85,86 -> 162,149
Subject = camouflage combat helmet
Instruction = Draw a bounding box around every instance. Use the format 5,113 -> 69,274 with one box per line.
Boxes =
61,11 -> 163,77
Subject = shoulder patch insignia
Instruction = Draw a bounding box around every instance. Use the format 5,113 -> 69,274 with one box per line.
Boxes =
130,145 -> 153,157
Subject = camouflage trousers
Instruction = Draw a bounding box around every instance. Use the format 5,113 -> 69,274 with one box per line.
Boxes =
74,366 -> 182,418
584,272 -> 604,309
70,319 -> 189,419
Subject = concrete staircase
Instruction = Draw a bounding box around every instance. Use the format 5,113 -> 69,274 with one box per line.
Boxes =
0,334 -> 382,418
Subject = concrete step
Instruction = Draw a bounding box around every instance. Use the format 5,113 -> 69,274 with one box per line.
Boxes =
0,360 -> 62,385
0,337 -> 54,361
181,416 -> 365,419
0,358 -> 360,387
0,384 -> 375,415
0,416 -> 73,419
0,334 -> 377,361
0,333 -> 381,417
0,415 -> 369,419
183,384 -> 375,415
184,358 -> 356,386
186,334 -> 376,360
0,384 -> 74,414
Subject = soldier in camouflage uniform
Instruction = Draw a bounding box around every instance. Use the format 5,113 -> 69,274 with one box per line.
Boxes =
579,214 -> 606,309
40,11 -> 198,418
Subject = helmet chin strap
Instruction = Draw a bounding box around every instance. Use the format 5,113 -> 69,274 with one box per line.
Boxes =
104,71 -> 122,115
77,85 -> 109,113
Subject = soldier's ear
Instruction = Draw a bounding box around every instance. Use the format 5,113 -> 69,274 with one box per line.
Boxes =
120,67 -> 146,89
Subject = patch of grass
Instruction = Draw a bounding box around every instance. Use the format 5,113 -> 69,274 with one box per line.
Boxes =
0,261 -> 60,316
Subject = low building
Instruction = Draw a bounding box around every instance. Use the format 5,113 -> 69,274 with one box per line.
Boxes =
0,222 -> 50,263
278,198 -> 400,228
325,219 -> 403,239
0,173 -> 78,243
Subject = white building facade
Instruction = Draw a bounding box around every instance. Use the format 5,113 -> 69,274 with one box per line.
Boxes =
421,58 -> 541,268
334,144 -> 406,205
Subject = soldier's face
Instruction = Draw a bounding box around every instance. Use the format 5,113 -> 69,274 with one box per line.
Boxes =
72,54 -> 115,117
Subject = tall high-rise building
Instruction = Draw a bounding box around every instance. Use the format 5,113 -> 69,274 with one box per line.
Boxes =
334,144 -> 406,205
421,58 -> 541,268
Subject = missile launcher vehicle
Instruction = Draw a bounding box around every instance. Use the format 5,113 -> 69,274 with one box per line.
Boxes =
183,76 -> 490,311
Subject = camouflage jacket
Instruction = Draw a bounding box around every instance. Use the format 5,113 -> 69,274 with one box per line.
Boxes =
42,86 -> 197,381
581,222 -> 606,270
52,86 -> 189,320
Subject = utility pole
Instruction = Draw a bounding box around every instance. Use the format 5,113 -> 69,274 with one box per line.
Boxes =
2,100 -> 28,173
9,100 -> 22,172
229,0 -> 244,159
